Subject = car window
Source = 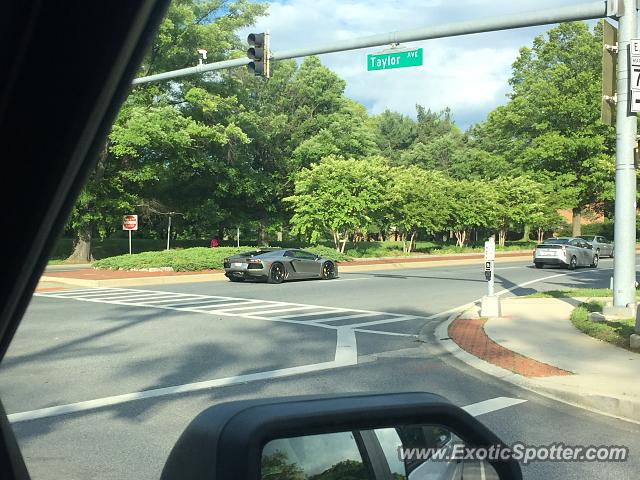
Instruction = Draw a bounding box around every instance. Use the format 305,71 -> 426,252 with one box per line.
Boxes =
372,428 -> 407,478
261,432 -> 371,480
293,250 -> 316,260
569,239 -> 580,247
543,238 -> 569,245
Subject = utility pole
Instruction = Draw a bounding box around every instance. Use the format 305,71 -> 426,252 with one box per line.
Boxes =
605,0 -> 638,319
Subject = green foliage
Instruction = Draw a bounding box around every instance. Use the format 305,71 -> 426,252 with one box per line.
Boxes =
93,247 -> 246,271
285,156 -> 389,252
93,246 -> 351,271
571,301 -> 639,351
472,22 -> 615,218
64,12 -> 613,260
383,167 -> 451,252
526,289 -> 615,298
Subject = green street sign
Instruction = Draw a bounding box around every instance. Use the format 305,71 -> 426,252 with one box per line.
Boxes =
367,48 -> 423,71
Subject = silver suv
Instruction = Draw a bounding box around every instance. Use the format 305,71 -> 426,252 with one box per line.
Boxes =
533,237 -> 599,270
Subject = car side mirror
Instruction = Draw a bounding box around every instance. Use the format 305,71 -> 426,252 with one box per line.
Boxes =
161,392 -> 522,480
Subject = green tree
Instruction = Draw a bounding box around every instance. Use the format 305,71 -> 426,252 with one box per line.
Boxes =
473,21 -> 615,236
448,180 -> 498,246
66,0 -> 266,260
372,110 -> 417,155
384,167 -> 451,252
285,156 -> 389,252
490,176 -> 547,246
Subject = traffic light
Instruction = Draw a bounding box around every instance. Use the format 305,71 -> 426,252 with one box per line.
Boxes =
247,32 -> 270,78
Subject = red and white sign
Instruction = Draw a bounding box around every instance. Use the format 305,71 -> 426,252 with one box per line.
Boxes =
122,214 -> 138,231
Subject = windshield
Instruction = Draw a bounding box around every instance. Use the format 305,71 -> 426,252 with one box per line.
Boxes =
2,1 -> 638,479
541,239 -> 570,245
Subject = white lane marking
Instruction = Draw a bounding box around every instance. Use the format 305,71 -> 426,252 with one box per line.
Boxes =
212,302 -> 289,313
276,308 -> 351,319
313,313 -> 380,323
46,288 -> 117,296
480,460 -> 487,480
138,297 -> 220,305
335,328 -> 357,364
349,267 -> 616,328
332,277 -> 372,282
8,328 -> 359,423
353,329 -> 416,337
248,305 -> 320,315
347,315 -> 421,328
94,292 -> 180,301
7,361 -> 338,423
51,289 -> 135,298
191,300 -> 261,310
462,397 -> 527,417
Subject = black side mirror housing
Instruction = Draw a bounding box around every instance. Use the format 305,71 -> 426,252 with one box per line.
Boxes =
161,392 -> 522,480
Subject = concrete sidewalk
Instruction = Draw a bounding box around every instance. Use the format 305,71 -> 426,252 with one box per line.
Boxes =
38,250 -> 532,288
438,297 -> 640,424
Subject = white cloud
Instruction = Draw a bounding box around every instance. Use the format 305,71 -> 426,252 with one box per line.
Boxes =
240,0 -> 597,129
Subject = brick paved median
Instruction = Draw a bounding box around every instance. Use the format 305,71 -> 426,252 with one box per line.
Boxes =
448,317 -> 571,378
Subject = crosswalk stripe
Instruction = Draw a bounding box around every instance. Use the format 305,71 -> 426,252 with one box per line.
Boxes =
312,313 -> 379,323
196,300 -> 261,311
43,289 -> 123,298
213,302 -> 287,313
35,288 -> 422,328
276,308 -> 349,319
96,292 -> 178,301
247,305 -> 319,316
139,297 -> 226,306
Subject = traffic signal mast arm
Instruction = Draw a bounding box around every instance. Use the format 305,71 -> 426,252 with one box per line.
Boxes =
132,0 -> 610,85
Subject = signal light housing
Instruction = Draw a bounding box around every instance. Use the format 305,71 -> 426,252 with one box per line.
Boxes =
247,32 -> 270,78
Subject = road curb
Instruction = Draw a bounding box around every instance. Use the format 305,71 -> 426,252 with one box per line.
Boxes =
432,309 -> 640,425
40,253 -> 533,288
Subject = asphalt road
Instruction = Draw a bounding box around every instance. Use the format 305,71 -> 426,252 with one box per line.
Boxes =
2,257 -> 639,479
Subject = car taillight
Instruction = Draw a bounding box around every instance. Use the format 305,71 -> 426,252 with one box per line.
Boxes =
247,258 -> 262,269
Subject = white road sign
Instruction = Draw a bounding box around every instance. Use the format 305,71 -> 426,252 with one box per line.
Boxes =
631,66 -> 640,91
484,239 -> 495,262
631,39 -> 640,56
631,89 -> 640,113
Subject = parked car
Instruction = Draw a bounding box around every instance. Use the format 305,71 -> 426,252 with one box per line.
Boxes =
533,237 -> 599,270
578,235 -> 614,258
223,248 -> 338,283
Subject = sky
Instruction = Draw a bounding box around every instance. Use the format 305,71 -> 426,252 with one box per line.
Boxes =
239,0 -> 599,130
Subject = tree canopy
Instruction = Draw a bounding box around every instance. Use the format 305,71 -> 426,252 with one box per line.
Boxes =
66,14 -> 614,259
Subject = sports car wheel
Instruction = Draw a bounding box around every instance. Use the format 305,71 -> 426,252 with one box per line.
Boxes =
268,263 -> 285,284
321,261 -> 336,280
